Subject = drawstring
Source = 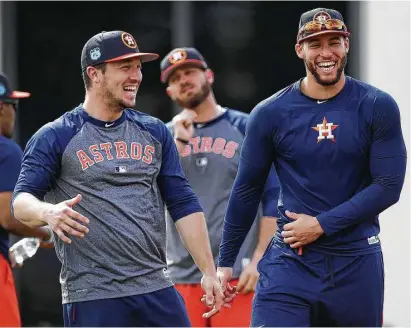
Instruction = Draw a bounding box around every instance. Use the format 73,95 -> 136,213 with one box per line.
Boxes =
325,255 -> 335,287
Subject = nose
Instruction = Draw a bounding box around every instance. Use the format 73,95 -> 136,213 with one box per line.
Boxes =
179,74 -> 192,88
320,45 -> 333,58
130,67 -> 142,82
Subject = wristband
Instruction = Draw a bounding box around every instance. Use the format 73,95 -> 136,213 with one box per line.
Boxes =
42,226 -> 54,244
175,137 -> 189,145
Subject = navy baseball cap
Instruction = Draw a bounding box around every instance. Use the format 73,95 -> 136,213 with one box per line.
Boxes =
160,47 -> 208,83
81,31 -> 159,72
297,8 -> 350,44
0,73 -> 30,100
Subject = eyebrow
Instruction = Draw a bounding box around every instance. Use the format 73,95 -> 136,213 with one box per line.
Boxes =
308,36 -> 341,44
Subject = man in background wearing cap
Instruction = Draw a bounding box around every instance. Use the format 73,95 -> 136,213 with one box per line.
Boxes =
11,31 -> 223,327
217,7 -> 406,327
160,47 -> 280,327
0,73 -> 53,327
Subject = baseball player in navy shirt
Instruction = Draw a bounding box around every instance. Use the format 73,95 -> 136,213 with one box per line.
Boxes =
160,47 -> 280,327
217,8 -> 407,327
12,31 -> 223,327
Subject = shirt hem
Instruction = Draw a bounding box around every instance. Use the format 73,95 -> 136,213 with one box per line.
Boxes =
62,280 -> 174,304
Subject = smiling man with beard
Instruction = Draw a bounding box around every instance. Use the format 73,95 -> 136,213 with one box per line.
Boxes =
216,8 -> 407,327
11,31 -> 224,327
160,48 -> 280,327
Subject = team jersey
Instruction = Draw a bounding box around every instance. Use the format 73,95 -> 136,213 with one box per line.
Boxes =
0,136 -> 23,261
219,76 -> 407,266
12,105 -> 202,304
166,108 -> 280,283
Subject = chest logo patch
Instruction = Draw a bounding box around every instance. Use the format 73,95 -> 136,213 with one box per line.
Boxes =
312,117 -> 338,143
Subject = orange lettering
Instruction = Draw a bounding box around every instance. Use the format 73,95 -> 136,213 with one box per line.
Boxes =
114,141 -> 130,159
142,145 -> 155,164
76,150 -> 95,170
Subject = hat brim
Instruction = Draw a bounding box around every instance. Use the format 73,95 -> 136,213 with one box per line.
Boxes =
160,60 -> 207,83
105,52 -> 159,64
298,30 -> 351,44
9,91 -> 31,99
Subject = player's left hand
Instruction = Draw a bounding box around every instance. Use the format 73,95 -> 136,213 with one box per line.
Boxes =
282,210 -> 324,248
237,261 -> 259,294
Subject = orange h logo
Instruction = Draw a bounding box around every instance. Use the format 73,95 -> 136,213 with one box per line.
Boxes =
312,117 -> 338,143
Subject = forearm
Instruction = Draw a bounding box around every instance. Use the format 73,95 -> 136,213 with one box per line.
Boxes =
2,217 -> 50,239
218,161 -> 269,268
174,138 -> 188,155
175,212 -> 217,278
251,216 -> 277,264
317,155 -> 406,236
12,192 -> 53,227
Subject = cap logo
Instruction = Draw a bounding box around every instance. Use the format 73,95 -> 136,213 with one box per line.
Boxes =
313,11 -> 332,25
121,32 -> 137,49
90,47 -> 101,61
0,83 -> 5,96
169,49 -> 187,64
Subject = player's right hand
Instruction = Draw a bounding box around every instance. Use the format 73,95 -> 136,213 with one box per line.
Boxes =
200,274 -> 224,319
172,109 -> 197,141
43,194 -> 89,244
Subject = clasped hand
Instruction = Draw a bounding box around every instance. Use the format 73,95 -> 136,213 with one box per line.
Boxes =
281,210 -> 324,249
200,267 -> 238,319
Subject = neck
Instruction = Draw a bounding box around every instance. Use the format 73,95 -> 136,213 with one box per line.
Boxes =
301,72 -> 346,100
190,93 -> 221,123
83,91 -> 123,122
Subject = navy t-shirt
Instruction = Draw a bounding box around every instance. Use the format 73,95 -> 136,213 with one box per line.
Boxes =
0,136 -> 23,260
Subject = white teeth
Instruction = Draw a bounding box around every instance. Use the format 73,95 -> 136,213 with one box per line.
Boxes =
317,61 -> 335,72
317,61 -> 335,67
124,86 -> 136,91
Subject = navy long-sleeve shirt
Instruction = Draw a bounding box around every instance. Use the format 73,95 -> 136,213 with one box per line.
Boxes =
219,76 -> 407,266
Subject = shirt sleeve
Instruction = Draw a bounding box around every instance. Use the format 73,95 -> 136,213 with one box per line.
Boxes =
13,125 -> 63,201
218,103 -> 276,267
317,91 -> 407,235
0,141 -> 22,192
261,166 -> 280,218
156,122 -> 203,222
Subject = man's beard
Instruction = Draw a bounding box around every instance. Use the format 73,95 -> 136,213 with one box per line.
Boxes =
175,82 -> 211,109
101,79 -> 133,112
305,54 -> 347,86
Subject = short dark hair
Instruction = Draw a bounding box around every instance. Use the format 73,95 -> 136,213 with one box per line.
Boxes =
82,62 -> 107,90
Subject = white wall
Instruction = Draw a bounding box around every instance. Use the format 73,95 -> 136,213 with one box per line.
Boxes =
358,1 -> 410,326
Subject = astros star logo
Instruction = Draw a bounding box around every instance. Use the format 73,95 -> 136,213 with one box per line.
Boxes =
169,49 -> 187,64
314,11 -> 331,25
311,117 -> 338,143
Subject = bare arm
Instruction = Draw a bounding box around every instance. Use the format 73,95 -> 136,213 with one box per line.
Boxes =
0,191 -> 50,239
175,211 -> 224,316
175,212 -> 217,278
171,109 -> 197,156
12,192 -> 52,227
13,192 -> 89,244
